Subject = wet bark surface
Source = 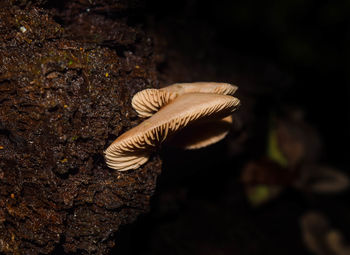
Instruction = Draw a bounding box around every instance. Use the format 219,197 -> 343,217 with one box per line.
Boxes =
0,1 -> 161,254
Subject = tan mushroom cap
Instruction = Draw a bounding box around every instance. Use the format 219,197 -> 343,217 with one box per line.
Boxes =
132,82 -> 238,118
105,93 -> 240,171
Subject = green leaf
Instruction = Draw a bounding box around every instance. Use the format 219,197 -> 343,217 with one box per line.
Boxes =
267,121 -> 288,167
247,185 -> 271,207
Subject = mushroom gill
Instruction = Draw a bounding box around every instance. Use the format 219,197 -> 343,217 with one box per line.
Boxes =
166,115 -> 233,150
132,82 -> 238,118
105,93 -> 240,171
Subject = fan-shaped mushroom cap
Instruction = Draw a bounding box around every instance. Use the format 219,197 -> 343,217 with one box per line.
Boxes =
132,82 -> 238,118
105,93 -> 240,171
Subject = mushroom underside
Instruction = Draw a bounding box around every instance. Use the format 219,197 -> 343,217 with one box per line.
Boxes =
166,115 -> 233,149
105,93 -> 240,171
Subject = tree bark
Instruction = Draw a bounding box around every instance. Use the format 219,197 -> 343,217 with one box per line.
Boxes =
0,1 -> 161,254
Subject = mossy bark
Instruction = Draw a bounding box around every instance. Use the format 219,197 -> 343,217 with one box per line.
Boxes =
0,1 -> 161,254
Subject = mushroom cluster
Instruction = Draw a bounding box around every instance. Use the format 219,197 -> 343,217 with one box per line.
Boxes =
105,82 -> 240,171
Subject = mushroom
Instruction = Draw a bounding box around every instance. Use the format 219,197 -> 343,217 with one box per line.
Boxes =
131,82 -> 238,118
105,92 -> 240,171
131,82 -> 238,150
165,115 -> 233,150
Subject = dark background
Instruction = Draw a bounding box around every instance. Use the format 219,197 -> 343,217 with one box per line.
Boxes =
146,0 -> 348,167
113,1 -> 349,254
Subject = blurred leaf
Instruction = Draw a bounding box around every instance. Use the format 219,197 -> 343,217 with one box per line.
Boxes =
327,231 -> 350,255
295,165 -> 349,194
245,185 -> 282,207
275,119 -> 305,167
301,212 -> 350,255
241,158 -> 294,185
269,108 -> 322,168
267,123 -> 288,167
300,211 -> 332,255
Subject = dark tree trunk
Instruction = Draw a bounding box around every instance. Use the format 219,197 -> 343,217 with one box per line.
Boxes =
0,1 -> 161,254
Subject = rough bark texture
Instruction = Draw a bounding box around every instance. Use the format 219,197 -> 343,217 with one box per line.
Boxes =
0,1 -> 161,254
